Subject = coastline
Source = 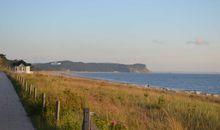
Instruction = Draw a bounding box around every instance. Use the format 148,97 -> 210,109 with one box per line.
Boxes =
36,71 -> 219,98
64,71 -> 220,97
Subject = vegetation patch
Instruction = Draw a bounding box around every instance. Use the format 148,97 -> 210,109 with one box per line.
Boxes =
5,71 -> 220,130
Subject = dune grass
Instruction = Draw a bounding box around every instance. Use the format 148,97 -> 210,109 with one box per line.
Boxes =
7,71 -> 220,130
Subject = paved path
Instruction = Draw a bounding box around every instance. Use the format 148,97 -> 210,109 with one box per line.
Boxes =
0,72 -> 35,130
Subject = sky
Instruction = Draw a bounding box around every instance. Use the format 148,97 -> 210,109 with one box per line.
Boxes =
0,0 -> 220,73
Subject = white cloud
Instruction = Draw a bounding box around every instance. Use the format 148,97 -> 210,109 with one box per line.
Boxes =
186,38 -> 209,45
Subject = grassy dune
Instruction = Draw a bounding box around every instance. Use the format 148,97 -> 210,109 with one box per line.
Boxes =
9,72 -> 220,130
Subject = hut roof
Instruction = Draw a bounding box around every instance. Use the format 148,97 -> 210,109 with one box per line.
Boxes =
12,60 -> 31,67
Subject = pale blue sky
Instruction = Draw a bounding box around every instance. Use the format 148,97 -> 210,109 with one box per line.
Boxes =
0,0 -> 220,73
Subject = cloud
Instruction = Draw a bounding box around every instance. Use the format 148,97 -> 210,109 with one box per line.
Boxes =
186,38 -> 209,45
152,40 -> 164,44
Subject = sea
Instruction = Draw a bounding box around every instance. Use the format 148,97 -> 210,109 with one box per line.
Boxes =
66,72 -> 220,95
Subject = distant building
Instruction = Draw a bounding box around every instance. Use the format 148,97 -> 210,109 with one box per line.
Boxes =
12,60 -> 32,73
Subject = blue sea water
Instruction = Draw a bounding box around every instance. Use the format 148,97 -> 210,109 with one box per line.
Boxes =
67,72 -> 220,94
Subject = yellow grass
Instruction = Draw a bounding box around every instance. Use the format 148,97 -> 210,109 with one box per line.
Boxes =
8,71 -> 220,130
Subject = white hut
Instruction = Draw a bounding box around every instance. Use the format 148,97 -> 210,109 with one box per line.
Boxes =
12,60 -> 31,73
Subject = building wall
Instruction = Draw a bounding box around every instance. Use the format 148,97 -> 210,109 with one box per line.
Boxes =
26,66 -> 31,73
14,64 -> 31,73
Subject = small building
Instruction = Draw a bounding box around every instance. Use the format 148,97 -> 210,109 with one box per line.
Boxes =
12,60 -> 32,73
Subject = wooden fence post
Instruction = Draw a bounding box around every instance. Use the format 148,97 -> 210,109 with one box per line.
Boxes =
55,99 -> 60,127
82,108 -> 90,130
22,79 -> 25,86
21,78 -> 23,85
23,79 -> 26,86
29,85 -> 32,95
25,83 -> 28,92
34,88 -> 37,101
22,81 -> 26,89
42,93 -> 46,113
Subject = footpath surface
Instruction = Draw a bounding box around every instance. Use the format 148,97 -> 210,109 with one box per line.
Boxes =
0,72 -> 35,130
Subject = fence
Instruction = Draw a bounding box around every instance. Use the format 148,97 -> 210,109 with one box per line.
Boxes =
14,74 -> 99,130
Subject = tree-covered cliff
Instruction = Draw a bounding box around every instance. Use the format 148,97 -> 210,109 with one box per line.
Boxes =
33,61 -> 149,73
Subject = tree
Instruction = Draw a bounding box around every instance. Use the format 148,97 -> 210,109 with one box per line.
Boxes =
0,54 -> 6,58
0,53 -> 8,67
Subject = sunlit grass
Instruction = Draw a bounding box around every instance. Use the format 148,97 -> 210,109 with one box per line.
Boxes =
8,71 -> 220,130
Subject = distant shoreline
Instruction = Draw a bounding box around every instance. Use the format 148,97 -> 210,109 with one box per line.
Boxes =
36,71 -> 219,97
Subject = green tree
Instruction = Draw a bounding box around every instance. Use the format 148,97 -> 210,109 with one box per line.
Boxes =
0,54 -> 8,67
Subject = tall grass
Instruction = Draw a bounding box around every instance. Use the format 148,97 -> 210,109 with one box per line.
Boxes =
8,72 -> 220,130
